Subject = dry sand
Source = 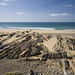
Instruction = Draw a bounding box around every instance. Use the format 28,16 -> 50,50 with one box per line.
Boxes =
0,29 -> 75,33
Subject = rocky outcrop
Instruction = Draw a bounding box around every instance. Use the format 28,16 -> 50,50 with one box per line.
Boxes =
41,51 -> 72,60
0,31 -> 74,61
53,36 -> 75,51
0,31 -> 48,59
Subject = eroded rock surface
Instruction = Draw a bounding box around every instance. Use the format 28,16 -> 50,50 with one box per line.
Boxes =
0,31 -> 75,75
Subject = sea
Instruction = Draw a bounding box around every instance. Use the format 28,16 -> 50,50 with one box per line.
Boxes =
0,22 -> 75,31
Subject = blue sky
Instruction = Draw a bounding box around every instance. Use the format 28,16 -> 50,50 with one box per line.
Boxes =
0,0 -> 75,22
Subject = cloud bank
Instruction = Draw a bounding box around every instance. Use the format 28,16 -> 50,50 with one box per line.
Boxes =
62,5 -> 72,7
16,12 -> 25,15
50,13 -> 72,16
5,0 -> 15,1
0,2 -> 7,5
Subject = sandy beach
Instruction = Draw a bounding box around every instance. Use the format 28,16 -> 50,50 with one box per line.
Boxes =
0,29 -> 75,33
0,29 -> 75,75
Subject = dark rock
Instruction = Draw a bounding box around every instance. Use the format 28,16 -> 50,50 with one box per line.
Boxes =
67,52 -> 72,59
26,36 -> 31,41
0,42 -> 2,46
13,54 -> 19,59
36,38 -> 43,43
30,46 -> 41,56
26,31 -> 29,33
40,44 -> 48,52
62,52 -> 67,58
19,49 -> 31,58
29,70 -> 34,75
9,33 -> 15,37
63,59 -> 70,70
72,61 -> 75,67
0,34 -> 7,37
47,34 -> 52,39
16,35 -> 21,37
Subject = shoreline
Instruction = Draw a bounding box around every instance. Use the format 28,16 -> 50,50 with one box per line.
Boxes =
0,29 -> 75,33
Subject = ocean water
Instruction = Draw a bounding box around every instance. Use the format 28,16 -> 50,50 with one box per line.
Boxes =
0,22 -> 75,31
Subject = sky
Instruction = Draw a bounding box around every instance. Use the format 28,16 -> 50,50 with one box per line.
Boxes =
0,0 -> 75,22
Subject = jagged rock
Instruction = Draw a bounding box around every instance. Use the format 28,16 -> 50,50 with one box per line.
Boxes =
67,52 -> 72,59
48,53 -> 52,59
47,34 -> 52,39
30,46 -> 41,56
13,54 -> 19,59
0,33 -> 7,37
26,31 -> 29,33
40,51 -> 72,59
0,31 -> 73,60
72,61 -> 75,67
41,52 -> 49,58
29,70 -> 34,75
63,59 -> 70,70
62,52 -> 67,58
40,44 -> 48,52
0,42 -> 2,46
26,36 -> 31,41
19,49 -> 31,58
21,42 -> 28,51
16,35 -> 21,37
36,38 -> 43,43
9,33 -> 15,37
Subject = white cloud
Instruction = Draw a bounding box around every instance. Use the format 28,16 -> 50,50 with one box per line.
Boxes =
16,12 -> 25,15
50,13 -> 72,16
62,5 -> 72,7
0,2 -> 8,5
5,0 -> 15,1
